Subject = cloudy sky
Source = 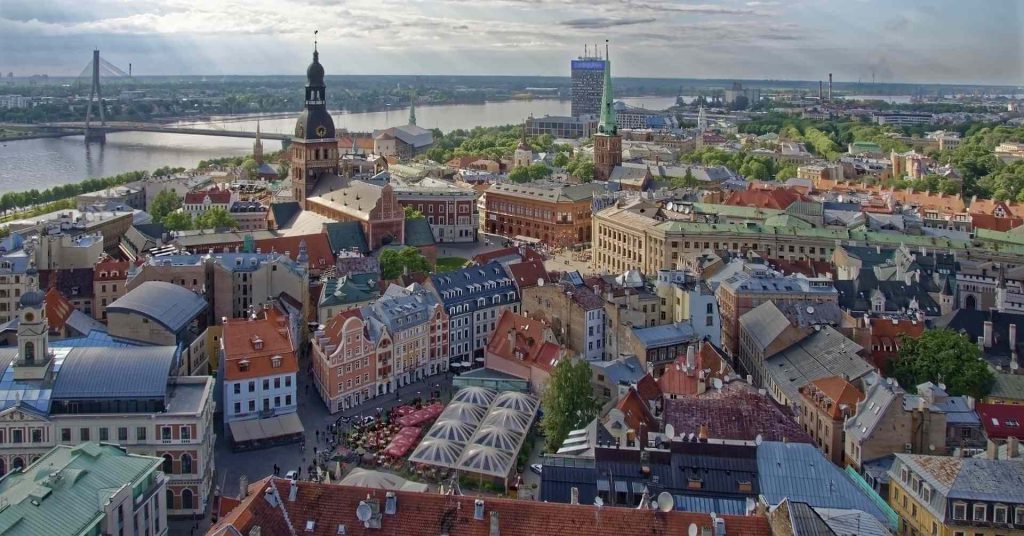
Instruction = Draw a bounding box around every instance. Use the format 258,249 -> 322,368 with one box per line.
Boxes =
1,0 -> 1021,84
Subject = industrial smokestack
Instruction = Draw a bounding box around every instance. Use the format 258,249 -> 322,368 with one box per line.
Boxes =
819,81 -> 823,102
828,73 -> 833,102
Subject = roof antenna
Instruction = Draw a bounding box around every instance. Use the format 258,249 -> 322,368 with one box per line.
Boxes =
314,30 -> 318,52
605,39 -> 609,62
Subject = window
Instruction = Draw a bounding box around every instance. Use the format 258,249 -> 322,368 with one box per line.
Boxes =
285,376 -> 292,388
1016,506 -> 1024,525
30,429 -> 41,443
233,402 -> 241,414
118,427 -> 128,441
180,453 -> 193,474
994,504 -> 1008,524
248,381 -> 255,393
61,428 -> 71,442
233,383 -> 240,395
10,430 -> 22,444
263,379 -> 270,390
161,427 -> 171,440
137,427 -> 147,441
274,378 -> 281,389
973,503 -> 987,521
99,428 -> 109,441
286,395 -> 292,406
248,400 -> 256,412
181,427 -> 190,441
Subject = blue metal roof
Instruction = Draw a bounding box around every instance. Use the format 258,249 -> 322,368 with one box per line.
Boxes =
630,322 -> 697,348
429,262 -> 519,314
51,346 -> 176,400
757,441 -> 890,526
106,281 -> 207,333
673,494 -> 747,515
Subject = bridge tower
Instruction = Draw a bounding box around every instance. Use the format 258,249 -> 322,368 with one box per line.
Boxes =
84,49 -> 106,143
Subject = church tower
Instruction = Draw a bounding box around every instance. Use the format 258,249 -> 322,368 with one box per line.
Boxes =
697,105 -> 708,133
253,120 -> 264,165
513,121 -> 533,169
593,41 -> 621,182
14,288 -> 51,381
290,37 -> 339,208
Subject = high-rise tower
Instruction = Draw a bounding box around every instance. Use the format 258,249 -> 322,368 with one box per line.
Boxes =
290,37 -> 339,208
593,42 -> 621,182
570,46 -> 607,118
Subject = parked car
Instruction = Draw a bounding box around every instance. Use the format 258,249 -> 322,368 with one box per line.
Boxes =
530,464 -> 543,475
285,470 -> 299,481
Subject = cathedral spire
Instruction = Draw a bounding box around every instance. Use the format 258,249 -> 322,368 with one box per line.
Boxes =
598,40 -> 617,136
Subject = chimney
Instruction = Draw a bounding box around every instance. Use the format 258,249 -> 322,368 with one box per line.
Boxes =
489,511 -> 500,536
987,439 -> 999,460
984,321 -> 994,348
239,474 -> 249,500
288,480 -> 298,502
686,344 -> 696,371
474,499 -> 485,521
1009,436 -> 1020,459
263,486 -> 279,507
828,73 -> 833,102
978,335 -> 985,352
570,487 -> 579,505
384,491 -> 397,515
818,81 -> 823,101
1012,324 -> 1019,365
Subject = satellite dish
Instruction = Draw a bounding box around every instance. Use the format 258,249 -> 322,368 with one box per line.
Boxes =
594,496 -> 604,507
688,524 -> 698,536
665,424 -> 675,440
657,492 -> 674,513
712,378 -> 724,391
755,434 -> 763,446
710,511 -> 717,521
356,502 -> 373,522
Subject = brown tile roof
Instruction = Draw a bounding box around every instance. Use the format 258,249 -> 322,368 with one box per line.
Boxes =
664,383 -> 813,444
909,456 -> 962,488
94,258 -> 131,281
44,287 -> 74,333
222,314 -> 298,380
210,478 -> 772,536
507,260 -> 550,290
799,376 -> 864,420
968,197 -> 1023,217
658,342 -> 734,398
634,374 -> 662,402
472,246 -> 543,266
971,212 -> 1024,232
614,387 -> 660,445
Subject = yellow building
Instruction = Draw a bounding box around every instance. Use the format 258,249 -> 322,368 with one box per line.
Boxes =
889,453 -> 1024,536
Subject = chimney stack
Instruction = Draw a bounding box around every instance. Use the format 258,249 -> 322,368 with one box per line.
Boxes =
988,439 -> 999,460
489,511 -> 500,536
686,344 -> 696,371
288,479 -> 298,502
570,487 -> 580,505
239,474 -> 249,499
978,335 -> 985,352
984,321 -> 994,348
474,499 -> 485,521
828,73 -> 833,102
818,81 -> 823,102
1009,436 -> 1020,459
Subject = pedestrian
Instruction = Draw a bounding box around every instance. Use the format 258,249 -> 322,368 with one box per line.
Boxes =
315,430 -> 320,440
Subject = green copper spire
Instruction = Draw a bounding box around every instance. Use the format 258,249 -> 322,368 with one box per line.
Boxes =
598,41 -> 617,135
408,89 -> 417,126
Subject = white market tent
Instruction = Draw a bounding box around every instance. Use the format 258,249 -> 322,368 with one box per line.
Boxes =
410,387 -> 538,481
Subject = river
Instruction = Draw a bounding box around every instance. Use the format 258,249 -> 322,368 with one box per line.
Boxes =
0,96 -> 676,194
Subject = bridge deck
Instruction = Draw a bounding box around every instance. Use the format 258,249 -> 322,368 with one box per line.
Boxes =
0,122 -> 290,141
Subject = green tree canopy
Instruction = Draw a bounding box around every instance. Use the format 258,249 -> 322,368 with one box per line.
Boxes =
379,246 -> 431,279
553,152 -> 570,168
194,207 -> 239,230
508,166 -> 532,184
540,358 -> 601,452
162,211 -> 192,231
149,190 -> 182,224
888,329 -> 995,399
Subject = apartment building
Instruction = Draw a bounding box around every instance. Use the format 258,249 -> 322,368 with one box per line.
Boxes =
428,263 -> 520,367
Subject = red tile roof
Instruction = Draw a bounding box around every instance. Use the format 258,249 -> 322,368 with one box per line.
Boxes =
472,246 -> 544,266
614,387 -> 660,445
635,374 -> 662,402
507,260 -> 550,290
254,233 -> 336,268
44,287 -> 74,333
487,310 -> 561,372
94,258 -> 131,281
185,186 -> 233,205
222,314 -> 298,381
663,383 -> 813,444
658,342 -> 734,397
971,213 -> 1024,232
977,403 -> 1024,440
210,478 -> 771,536
868,317 -> 924,369
724,187 -> 803,210
799,376 -> 864,420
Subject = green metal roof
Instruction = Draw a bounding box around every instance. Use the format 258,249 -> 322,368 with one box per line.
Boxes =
691,203 -> 782,220
763,214 -> 812,229
988,373 -> 1024,401
404,218 -> 436,247
325,221 -> 370,254
320,272 -> 380,308
0,443 -> 161,536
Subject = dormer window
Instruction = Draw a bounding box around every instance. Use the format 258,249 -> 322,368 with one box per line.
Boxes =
271,356 -> 282,368
238,360 -> 250,371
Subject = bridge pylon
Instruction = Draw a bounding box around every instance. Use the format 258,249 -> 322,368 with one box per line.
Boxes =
84,49 -> 106,144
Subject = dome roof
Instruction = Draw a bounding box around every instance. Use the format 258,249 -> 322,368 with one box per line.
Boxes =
19,290 -> 43,308
306,50 -> 325,87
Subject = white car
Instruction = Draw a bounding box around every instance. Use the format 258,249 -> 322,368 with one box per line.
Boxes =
285,470 -> 299,481
529,464 -> 542,475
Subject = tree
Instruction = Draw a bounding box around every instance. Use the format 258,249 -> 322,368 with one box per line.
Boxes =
527,163 -> 553,181
379,246 -> 431,279
774,163 -> 799,181
194,207 -> 239,230
149,190 -> 182,224
241,158 -> 258,174
163,211 -> 193,231
553,152 -> 570,168
541,358 -> 600,452
508,166 -> 532,183
888,329 -> 995,399
404,206 -> 425,220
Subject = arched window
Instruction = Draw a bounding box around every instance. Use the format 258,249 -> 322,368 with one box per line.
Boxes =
180,489 -> 193,510
166,489 -> 175,511
180,453 -> 193,474
11,457 -> 23,471
162,454 -> 173,474
0,458 -> 6,476
23,342 -> 34,364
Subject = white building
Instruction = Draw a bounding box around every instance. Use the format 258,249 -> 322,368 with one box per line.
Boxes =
220,313 -> 299,435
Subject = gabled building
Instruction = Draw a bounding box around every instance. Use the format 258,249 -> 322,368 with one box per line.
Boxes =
220,313 -> 301,447
428,262 -> 520,367
761,326 -> 872,410
889,454 -> 1024,536
182,187 -> 237,218
484,310 -> 562,395
798,376 -> 863,465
